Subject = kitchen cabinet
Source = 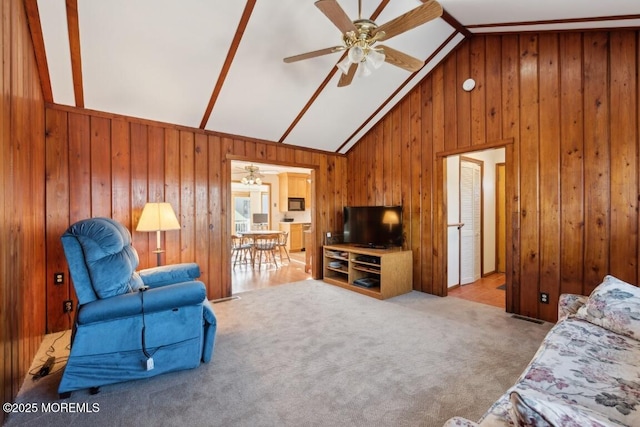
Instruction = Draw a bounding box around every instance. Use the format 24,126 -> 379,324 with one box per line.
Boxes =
279,172 -> 310,212
278,222 -> 309,252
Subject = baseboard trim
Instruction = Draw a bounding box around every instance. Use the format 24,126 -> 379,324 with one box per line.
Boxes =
511,314 -> 545,325
211,296 -> 241,304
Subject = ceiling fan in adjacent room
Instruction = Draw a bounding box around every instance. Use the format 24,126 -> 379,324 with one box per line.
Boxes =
283,0 -> 443,87
233,164 -> 266,185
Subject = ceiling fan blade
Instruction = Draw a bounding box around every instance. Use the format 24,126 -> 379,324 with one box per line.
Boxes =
379,45 -> 424,72
373,0 -> 443,41
283,46 -> 345,63
337,63 -> 358,87
315,0 -> 357,34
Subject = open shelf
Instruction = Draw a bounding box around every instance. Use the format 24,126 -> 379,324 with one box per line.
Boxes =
322,244 -> 412,300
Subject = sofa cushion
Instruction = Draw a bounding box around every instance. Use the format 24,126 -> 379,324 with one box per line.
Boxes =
576,275 -> 640,341
517,317 -> 640,426
509,385 -> 626,427
558,293 -> 589,321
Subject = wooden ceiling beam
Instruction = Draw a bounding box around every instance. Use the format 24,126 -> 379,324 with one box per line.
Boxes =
199,0 -> 257,129
23,0 -> 53,103
65,0 -> 84,107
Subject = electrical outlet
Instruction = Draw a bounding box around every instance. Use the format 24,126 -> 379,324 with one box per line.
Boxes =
54,272 -> 64,285
63,300 -> 73,313
540,292 -> 549,304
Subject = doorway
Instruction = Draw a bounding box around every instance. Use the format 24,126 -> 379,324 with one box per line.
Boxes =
231,187 -> 271,234
445,147 -> 506,308
232,192 -> 251,234
230,160 -> 314,294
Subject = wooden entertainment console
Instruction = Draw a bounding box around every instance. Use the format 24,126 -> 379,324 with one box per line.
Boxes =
323,244 -> 413,300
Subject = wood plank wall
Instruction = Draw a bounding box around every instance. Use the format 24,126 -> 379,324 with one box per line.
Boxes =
0,0 -> 46,418
44,105 -> 347,332
347,30 -> 640,322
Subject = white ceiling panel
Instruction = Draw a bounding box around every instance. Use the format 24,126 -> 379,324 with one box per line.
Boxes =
77,0 -> 245,127
37,0 -> 75,106
206,0 -> 345,141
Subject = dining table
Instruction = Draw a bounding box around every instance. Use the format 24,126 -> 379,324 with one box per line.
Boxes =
237,230 -> 283,269
237,230 -> 283,237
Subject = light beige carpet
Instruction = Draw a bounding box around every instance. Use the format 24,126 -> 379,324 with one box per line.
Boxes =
6,280 -> 552,427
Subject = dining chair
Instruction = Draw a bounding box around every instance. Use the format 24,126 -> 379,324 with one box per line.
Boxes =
276,231 -> 291,263
252,234 -> 279,269
231,235 -> 253,268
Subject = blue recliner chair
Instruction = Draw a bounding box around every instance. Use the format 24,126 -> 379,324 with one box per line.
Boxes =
58,217 -> 216,397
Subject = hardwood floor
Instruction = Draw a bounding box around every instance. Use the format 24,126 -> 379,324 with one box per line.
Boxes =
232,251 -> 505,308
231,250 -> 312,294
448,273 -> 506,309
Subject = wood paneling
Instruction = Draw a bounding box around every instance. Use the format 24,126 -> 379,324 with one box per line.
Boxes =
609,32 -> 638,284
44,105 -> 347,331
347,30 -> 640,322
1,0 -> 46,419
537,33 -> 561,322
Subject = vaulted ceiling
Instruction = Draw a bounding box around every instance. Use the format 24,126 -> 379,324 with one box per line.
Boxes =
26,0 -> 640,154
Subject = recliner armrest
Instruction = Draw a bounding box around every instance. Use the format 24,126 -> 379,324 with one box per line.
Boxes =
77,281 -> 206,325
139,263 -> 201,288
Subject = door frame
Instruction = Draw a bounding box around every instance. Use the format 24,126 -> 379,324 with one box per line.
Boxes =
495,162 -> 506,273
225,155 -> 319,280
436,138 -> 516,314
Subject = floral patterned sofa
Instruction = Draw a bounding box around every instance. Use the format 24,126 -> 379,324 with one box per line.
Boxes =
444,275 -> 640,427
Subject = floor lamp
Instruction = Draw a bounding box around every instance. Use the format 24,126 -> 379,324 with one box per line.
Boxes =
136,202 -> 181,266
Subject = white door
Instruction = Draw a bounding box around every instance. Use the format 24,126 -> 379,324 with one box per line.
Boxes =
460,160 -> 481,284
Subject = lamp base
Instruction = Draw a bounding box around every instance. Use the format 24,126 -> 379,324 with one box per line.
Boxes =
152,249 -> 165,267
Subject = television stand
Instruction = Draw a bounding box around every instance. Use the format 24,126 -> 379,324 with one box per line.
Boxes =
322,244 -> 413,300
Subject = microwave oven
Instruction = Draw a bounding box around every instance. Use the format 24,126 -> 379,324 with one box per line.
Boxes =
287,197 -> 305,211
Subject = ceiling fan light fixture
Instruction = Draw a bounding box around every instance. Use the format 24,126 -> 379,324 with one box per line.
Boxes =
284,0 -> 443,87
347,45 -> 365,63
337,56 -> 352,74
358,61 -> 373,78
240,164 -> 263,186
367,48 -> 385,69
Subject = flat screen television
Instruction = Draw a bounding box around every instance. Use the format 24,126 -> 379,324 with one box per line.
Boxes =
343,206 -> 403,248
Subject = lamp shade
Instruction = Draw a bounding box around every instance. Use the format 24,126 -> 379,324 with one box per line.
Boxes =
136,202 -> 181,232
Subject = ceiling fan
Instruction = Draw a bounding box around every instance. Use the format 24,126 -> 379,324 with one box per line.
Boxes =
283,0 -> 443,87
234,164 -> 266,185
